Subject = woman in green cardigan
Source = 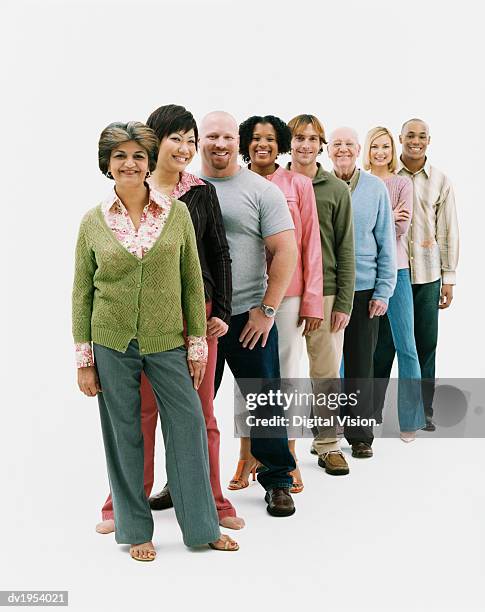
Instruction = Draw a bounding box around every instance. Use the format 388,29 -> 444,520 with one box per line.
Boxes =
72,121 -> 238,560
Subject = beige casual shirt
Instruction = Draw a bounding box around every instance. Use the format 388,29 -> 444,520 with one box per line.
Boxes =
398,159 -> 459,285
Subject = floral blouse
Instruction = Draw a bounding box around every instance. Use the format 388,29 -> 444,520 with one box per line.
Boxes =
75,186 -> 207,367
171,171 -> 206,199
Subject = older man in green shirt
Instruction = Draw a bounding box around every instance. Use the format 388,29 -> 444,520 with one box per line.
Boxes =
287,114 -> 355,475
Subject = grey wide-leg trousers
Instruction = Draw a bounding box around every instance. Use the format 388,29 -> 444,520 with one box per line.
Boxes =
93,341 -> 220,546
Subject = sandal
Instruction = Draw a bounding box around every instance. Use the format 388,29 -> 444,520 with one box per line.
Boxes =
209,534 -> 239,552
289,466 -> 304,494
400,431 -> 416,443
129,543 -> 156,562
228,459 -> 257,490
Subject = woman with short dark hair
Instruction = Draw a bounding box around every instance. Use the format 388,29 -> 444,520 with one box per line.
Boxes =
96,105 -> 244,534
73,121 -> 238,560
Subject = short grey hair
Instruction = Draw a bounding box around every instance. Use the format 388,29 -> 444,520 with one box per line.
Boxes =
98,121 -> 159,176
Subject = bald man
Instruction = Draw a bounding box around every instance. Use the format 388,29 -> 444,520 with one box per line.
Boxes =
328,127 -> 396,457
374,119 -> 459,431
199,111 -> 299,517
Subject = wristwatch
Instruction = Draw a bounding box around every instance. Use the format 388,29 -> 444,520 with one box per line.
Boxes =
260,303 -> 276,318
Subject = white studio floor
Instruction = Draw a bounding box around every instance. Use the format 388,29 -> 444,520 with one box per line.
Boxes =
3,362 -> 484,612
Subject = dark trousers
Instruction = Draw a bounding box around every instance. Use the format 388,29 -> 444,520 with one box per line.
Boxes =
343,289 -> 379,446
214,311 -> 295,490
371,280 -> 440,418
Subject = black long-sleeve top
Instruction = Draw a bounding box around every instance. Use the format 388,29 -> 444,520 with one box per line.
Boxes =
179,181 -> 232,324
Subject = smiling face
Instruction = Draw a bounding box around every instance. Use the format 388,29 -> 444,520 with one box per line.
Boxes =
400,120 -> 430,162
248,122 -> 279,172
108,140 -> 149,187
291,122 -> 321,168
199,112 -> 240,177
157,129 -> 196,174
328,127 -> 360,177
369,133 -> 393,169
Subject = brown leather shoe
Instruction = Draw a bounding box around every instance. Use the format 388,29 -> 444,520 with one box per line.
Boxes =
265,488 -> 295,517
318,450 -> 350,475
149,483 -> 173,511
351,442 -> 373,458
422,417 -> 436,432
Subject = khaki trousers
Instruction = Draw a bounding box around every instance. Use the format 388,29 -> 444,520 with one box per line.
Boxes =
305,295 -> 344,454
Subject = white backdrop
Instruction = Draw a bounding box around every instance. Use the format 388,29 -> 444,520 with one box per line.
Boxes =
3,1 -> 485,611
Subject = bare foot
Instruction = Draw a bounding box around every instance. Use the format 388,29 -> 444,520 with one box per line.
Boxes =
219,516 -> 245,530
209,534 -> 239,551
96,519 -> 115,534
130,541 -> 156,562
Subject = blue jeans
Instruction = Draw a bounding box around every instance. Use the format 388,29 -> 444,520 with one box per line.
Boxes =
374,269 -> 426,431
214,311 -> 295,490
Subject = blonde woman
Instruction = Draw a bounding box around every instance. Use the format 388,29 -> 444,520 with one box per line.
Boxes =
364,126 -> 425,440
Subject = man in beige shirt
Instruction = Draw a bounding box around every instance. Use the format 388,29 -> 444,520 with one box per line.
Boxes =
375,118 -> 459,431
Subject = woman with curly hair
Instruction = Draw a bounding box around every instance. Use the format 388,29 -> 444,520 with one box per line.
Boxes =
229,115 -> 323,493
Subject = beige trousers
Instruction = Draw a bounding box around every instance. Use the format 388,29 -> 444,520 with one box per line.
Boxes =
305,295 -> 344,454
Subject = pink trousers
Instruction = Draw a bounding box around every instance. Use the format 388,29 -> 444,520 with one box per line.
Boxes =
101,303 -> 236,521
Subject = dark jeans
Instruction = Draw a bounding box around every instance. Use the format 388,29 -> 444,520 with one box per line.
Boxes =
372,280 -> 440,418
214,311 -> 295,490
342,289 -> 380,446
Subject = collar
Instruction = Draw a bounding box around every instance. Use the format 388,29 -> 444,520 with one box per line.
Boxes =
332,167 -> 360,192
247,163 -> 282,181
285,162 -> 328,184
263,164 -> 283,181
199,166 -> 242,182
172,171 -> 206,199
101,185 -> 171,214
397,156 -> 431,178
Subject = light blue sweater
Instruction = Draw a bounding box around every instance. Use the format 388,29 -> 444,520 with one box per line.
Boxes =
351,171 -> 396,303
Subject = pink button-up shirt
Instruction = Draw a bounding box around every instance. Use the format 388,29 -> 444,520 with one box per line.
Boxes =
265,166 -> 324,319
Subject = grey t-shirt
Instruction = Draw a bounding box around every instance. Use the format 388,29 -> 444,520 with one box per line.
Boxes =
200,167 -> 294,316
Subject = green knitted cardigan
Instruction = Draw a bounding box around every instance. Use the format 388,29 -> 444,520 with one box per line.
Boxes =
72,199 -> 206,354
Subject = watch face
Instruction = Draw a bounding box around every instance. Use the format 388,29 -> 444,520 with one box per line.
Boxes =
262,304 -> 275,317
